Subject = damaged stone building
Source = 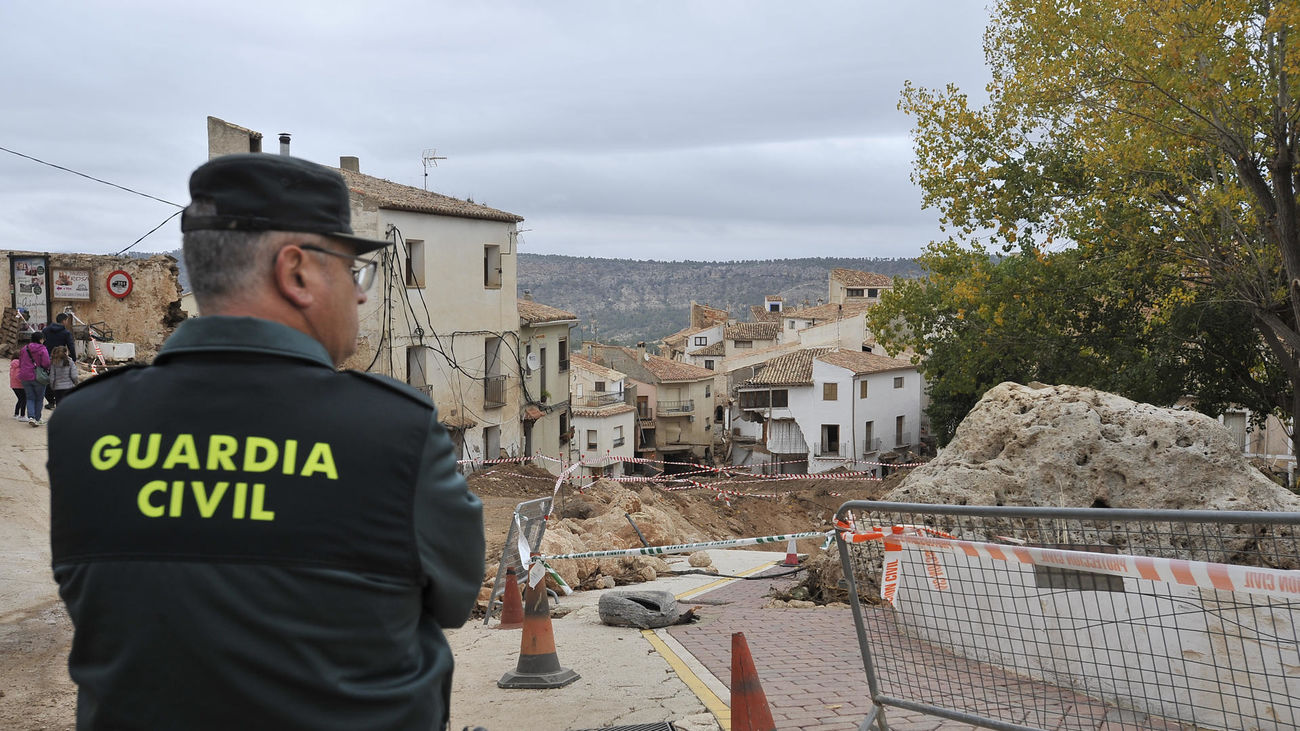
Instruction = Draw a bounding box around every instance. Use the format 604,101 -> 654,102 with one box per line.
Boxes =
3,251 -> 183,359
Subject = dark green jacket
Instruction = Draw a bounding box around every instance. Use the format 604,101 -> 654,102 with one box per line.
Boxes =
48,316 -> 485,730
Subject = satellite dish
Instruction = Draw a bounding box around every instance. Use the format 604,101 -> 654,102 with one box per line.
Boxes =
526,352 -> 540,370
643,352 -> 650,361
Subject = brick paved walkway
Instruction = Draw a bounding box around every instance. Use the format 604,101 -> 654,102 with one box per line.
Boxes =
665,567 -> 1188,731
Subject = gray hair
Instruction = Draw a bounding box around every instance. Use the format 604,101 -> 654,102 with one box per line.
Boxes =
182,199 -> 277,311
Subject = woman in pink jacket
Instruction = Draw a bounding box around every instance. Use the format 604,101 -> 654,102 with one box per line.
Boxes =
18,332 -> 50,426
9,356 -> 23,420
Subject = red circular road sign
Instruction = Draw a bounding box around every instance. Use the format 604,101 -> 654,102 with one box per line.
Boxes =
106,270 -> 133,299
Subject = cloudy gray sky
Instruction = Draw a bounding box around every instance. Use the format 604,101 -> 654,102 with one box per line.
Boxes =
1,1 -> 991,261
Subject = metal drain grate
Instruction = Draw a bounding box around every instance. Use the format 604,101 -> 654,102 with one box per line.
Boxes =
577,717 -> 681,723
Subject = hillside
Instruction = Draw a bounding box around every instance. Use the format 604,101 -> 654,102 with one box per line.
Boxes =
167,250 -> 921,346
518,254 -> 921,345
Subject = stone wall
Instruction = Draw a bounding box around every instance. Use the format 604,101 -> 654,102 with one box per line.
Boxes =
3,251 -> 184,360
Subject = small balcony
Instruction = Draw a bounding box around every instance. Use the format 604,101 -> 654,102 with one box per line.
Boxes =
579,392 -> 623,408
483,374 -> 506,409
612,436 -> 626,447
558,358 -> 570,372
637,406 -> 654,421
864,437 -> 882,454
657,399 -> 694,415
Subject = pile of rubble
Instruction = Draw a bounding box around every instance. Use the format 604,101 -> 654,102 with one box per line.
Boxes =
540,481 -> 719,590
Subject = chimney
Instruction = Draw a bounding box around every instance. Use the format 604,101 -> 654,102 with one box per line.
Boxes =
340,156 -> 360,173
522,289 -> 533,301
278,133 -> 291,156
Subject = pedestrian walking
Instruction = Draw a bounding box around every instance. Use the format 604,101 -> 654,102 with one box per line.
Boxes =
18,332 -> 50,426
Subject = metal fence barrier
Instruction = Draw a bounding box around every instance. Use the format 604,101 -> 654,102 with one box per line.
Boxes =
834,501 -> 1300,731
483,496 -> 553,625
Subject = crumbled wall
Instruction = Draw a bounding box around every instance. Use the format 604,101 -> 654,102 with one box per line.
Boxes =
3,251 -> 183,361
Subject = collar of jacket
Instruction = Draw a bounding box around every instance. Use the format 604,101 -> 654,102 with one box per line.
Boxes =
156,316 -> 335,369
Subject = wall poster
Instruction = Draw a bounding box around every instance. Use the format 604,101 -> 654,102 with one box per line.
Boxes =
52,269 -> 92,301
10,255 -> 50,330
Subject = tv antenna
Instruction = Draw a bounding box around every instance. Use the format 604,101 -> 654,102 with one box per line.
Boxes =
421,148 -> 446,190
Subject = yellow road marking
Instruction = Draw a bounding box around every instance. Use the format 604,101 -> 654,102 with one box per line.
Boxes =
643,629 -> 730,731
640,558 -> 781,730
675,560 -> 779,600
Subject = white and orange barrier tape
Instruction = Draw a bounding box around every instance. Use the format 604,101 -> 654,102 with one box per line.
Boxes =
838,524 -> 1300,606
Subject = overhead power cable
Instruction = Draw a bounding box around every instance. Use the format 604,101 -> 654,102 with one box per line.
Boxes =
115,210 -> 183,256
0,144 -> 183,208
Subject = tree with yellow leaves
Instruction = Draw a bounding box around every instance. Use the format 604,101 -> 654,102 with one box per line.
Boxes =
877,0 -> 1299,451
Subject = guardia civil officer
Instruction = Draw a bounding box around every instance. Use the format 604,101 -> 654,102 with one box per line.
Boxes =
47,154 -> 486,730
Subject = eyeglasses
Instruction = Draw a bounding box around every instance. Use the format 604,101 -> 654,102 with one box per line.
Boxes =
299,245 -> 379,292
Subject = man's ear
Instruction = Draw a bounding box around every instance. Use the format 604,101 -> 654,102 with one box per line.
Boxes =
272,243 -> 316,308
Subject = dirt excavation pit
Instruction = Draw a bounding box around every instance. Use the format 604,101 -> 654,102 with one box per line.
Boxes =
465,461 -> 890,609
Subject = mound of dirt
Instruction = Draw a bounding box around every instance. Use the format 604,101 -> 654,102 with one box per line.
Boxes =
465,463 -> 888,603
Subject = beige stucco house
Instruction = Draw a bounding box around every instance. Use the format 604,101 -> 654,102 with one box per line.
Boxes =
518,297 -> 578,473
207,117 -> 526,465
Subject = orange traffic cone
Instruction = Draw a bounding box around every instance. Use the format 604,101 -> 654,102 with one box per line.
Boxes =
497,561 -> 580,689
731,632 -> 776,731
496,567 -> 524,630
782,537 -> 800,567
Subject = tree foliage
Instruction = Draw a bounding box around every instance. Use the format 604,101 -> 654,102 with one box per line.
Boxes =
877,0 -> 1300,446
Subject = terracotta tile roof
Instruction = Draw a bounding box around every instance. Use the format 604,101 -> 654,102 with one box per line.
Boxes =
743,348 -> 832,387
639,351 -> 716,382
725,322 -> 780,341
335,167 -> 523,223
662,324 -> 709,350
572,403 -> 637,418
764,295 -> 784,302
782,300 -> 872,323
830,268 -> 893,288
518,299 -> 578,325
690,302 -> 729,329
571,354 -> 625,382
691,340 -> 725,356
748,305 -> 781,323
816,349 -> 914,375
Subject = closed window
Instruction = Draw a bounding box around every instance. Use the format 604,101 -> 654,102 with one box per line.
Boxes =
864,421 -> 874,450
613,425 -> 625,447
734,340 -> 753,349
893,376 -> 904,389
558,338 -> 569,371
704,359 -> 715,370
787,321 -> 796,329
822,383 -> 837,400
768,302 -> 780,312
771,389 -> 788,407
868,288 -> 879,298
483,244 -> 502,288
860,380 -> 868,398
705,384 -> 711,398
896,416 -> 906,446
405,239 -> 425,288
846,288 -> 864,297
694,336 -> 707,346
587,429 -> 598,450
595,381 -> 606,392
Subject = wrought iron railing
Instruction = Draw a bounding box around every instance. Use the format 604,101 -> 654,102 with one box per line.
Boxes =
657,399 -> 694,415
483,374 -> 506,408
